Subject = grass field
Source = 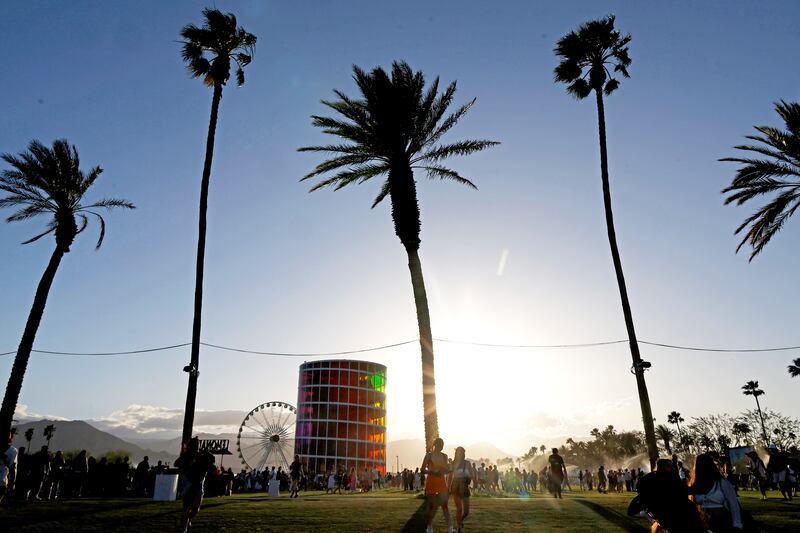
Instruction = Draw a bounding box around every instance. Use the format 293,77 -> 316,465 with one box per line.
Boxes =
3,489 -> 798,532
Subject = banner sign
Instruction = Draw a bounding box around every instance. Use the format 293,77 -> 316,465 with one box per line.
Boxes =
199,438 -> 232,455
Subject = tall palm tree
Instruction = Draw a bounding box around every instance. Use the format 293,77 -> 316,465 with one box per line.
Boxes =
554,15 -> 657,468
299,61 -> 497,448
24,427 -> 34,452
178,8 -> 256,445
721,101 -> 800,260
667,411 -> 685,451
655,424 -> 674,455
43,424 -> 56,448
0,140 -> 133,438
788,357 -> 800,378
742,380 -> 769,445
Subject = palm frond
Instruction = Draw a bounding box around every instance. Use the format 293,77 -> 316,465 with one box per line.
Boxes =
554,15 -> 631,99
723,101 -> 800,257
414,140 -> 499,164
413,165 -> 477,189
371,179 -> 391,208
0,139 -> 132,250
788,358 -> 800,378
179,8 -> 256,87
307,163 -> 390,192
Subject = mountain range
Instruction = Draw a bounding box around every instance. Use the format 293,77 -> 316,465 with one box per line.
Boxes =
12,419 -> 515,471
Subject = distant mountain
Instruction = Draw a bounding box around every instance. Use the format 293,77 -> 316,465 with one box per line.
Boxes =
126,433 -> 237,456
10,419 -> 518,473
386,439 -> 513,472
11,420 -> 176,464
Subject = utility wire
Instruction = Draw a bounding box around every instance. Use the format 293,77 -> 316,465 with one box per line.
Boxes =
1,338 -> 799,357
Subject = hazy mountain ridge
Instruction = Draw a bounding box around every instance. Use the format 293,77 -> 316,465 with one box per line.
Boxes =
12,420 -> 176,464
12,419 -> 520,472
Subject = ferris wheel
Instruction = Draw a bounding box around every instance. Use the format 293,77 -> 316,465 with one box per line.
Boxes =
236,401 -> 297,472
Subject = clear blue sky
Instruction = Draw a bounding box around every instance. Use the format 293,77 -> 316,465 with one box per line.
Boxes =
1,0 -> 799,451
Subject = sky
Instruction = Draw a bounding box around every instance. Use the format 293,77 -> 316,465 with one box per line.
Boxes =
1,0 -> 799,456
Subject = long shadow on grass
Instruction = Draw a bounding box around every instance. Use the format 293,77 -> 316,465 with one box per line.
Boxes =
400,500 -> 428,533
573,498 -> 649,533
5,499 -> 160,528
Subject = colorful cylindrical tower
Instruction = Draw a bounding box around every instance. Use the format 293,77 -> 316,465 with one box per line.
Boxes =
295,360 -> 387,476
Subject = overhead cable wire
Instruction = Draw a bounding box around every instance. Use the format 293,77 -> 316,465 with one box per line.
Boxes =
433,338 -> 628,349
1,338 -> 799,357
638,340 -> 800,353
200,339 -> 419,357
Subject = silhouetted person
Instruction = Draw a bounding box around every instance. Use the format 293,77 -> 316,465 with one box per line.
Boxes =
628,459 -> 706,533
689,453 -> 743,531
547,448 -> 566,499
0,432 -> 18,504
421,437 -> 452,533
135,455 -> 150,497
176,437 -> 215,533
289,454 -> 303,498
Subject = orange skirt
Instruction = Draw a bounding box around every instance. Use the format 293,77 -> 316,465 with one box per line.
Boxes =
425,474 -> 448,495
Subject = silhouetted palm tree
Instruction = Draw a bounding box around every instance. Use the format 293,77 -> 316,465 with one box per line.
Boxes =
299,61 -> 497,448
655,424 -> 674,455
0,140 -> 133,438
554,15 -> 657,469
43,424 -> 56,448
178,8 -> 256,444
24,427 -> 34,451
742,380 -> 769,445
721,101 -> 800,260
788,357 -> 800,378
667,411 -> 685,451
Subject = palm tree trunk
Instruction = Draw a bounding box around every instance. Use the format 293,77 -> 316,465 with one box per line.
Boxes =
754,396 -> 768,446
595,90 -> 658,470
406,247 -> 439,450
181,81 -> 224,445
0,246 -> 66,437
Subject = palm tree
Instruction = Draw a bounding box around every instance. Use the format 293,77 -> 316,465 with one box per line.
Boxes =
298,61 -> 497,448
178,8 -> 256,445
667,411 -> 685,451
0,140 -> 133,438
540,444 -> 546,455
554,15 -> 657,469
721,101 -> 800,260
43,424 -> 56,448
655,424 -> 674,455
788,357 -> 800,378
742,380 -> 769,445
24,427 -> 34,452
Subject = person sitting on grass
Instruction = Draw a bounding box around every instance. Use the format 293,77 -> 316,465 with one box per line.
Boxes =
175,437 -> 215,533
421,437 -> 453,533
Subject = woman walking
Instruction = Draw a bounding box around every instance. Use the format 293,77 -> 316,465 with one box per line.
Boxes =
421,438 -> 453,533
689,453 -> 743,532
449,447 -> 472,533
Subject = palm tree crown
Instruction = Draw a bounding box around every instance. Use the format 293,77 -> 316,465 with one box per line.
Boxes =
299,61 -> 498,250
789,357 -> 800,378
0,139 -> 134,251
742,380 -> 764,397
553,14 -> 631,99
180,8 -> 256,88
721,101 -> 800,259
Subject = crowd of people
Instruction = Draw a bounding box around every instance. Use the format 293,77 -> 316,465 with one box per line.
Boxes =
0,443 -> 177,502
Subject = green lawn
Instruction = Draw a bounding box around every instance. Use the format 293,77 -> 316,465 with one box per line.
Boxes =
3,489 -> 798,532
